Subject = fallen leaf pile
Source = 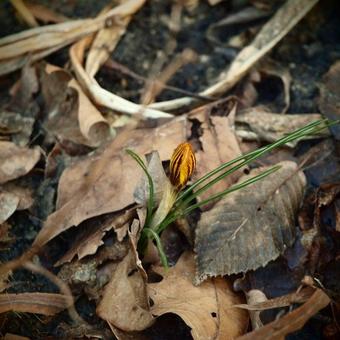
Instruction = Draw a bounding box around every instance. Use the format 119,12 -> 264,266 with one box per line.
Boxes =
0,0 -> 339,338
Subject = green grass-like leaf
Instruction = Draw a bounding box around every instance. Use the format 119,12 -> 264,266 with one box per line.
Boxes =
143,228 -> 169,269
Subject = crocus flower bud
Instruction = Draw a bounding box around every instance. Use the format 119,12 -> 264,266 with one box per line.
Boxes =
170,142 -> 196,189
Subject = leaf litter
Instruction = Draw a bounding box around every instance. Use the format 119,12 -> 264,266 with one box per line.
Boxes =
0,0 -> 339,338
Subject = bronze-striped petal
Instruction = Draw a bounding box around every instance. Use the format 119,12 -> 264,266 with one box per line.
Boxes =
170,142 -> 196,189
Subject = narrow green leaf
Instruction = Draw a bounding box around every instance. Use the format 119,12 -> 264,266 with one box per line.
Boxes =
143,228 -> 169,269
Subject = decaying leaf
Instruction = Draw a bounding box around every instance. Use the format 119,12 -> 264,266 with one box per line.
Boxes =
149,252 -> 248,340
55,209 -> 135,266
318,60 -> 340,140
0,142 -> 40,184
237,289 -> 330,340
0,292 -> 71,315
42,64 -> 112,147
258,61 -> 292,113
33,117 -> 187,248
195,161 -> 306,282
97,221 -> 154,332
235,110 -> 329,146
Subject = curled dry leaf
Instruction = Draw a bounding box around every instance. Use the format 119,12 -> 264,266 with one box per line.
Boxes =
195,161 -> 306,283
0,292 -> 71,315
237,289 -> 330,340
97,221 -> 154,332
43,64 -> 112,147
0,141 -> 40,184
235,110 -> 329,146
258,61 -> 292,113
33,117 -> 187,247
149,251 -> 248,340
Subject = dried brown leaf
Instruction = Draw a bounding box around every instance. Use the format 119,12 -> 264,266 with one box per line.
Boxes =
97,222 -> 154,331
149,251 -> 248,340
0,292 -> 70,315
0,142 -> 40,184
195,161 -> 306,282
237,289 -> 330,340
55,209 -> 135,266
42,64 -> 111,147
259,61 -> 292,113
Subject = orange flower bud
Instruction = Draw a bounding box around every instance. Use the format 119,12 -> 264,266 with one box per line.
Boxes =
170,142 -> 196,189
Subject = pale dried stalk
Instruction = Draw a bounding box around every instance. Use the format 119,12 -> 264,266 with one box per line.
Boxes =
10,0 -> 38,27
70,37 -> 172,119
85,0 -> 132,78
0,0 -> 145,74
0,41 -> 69,76
149,0 -> 319,111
